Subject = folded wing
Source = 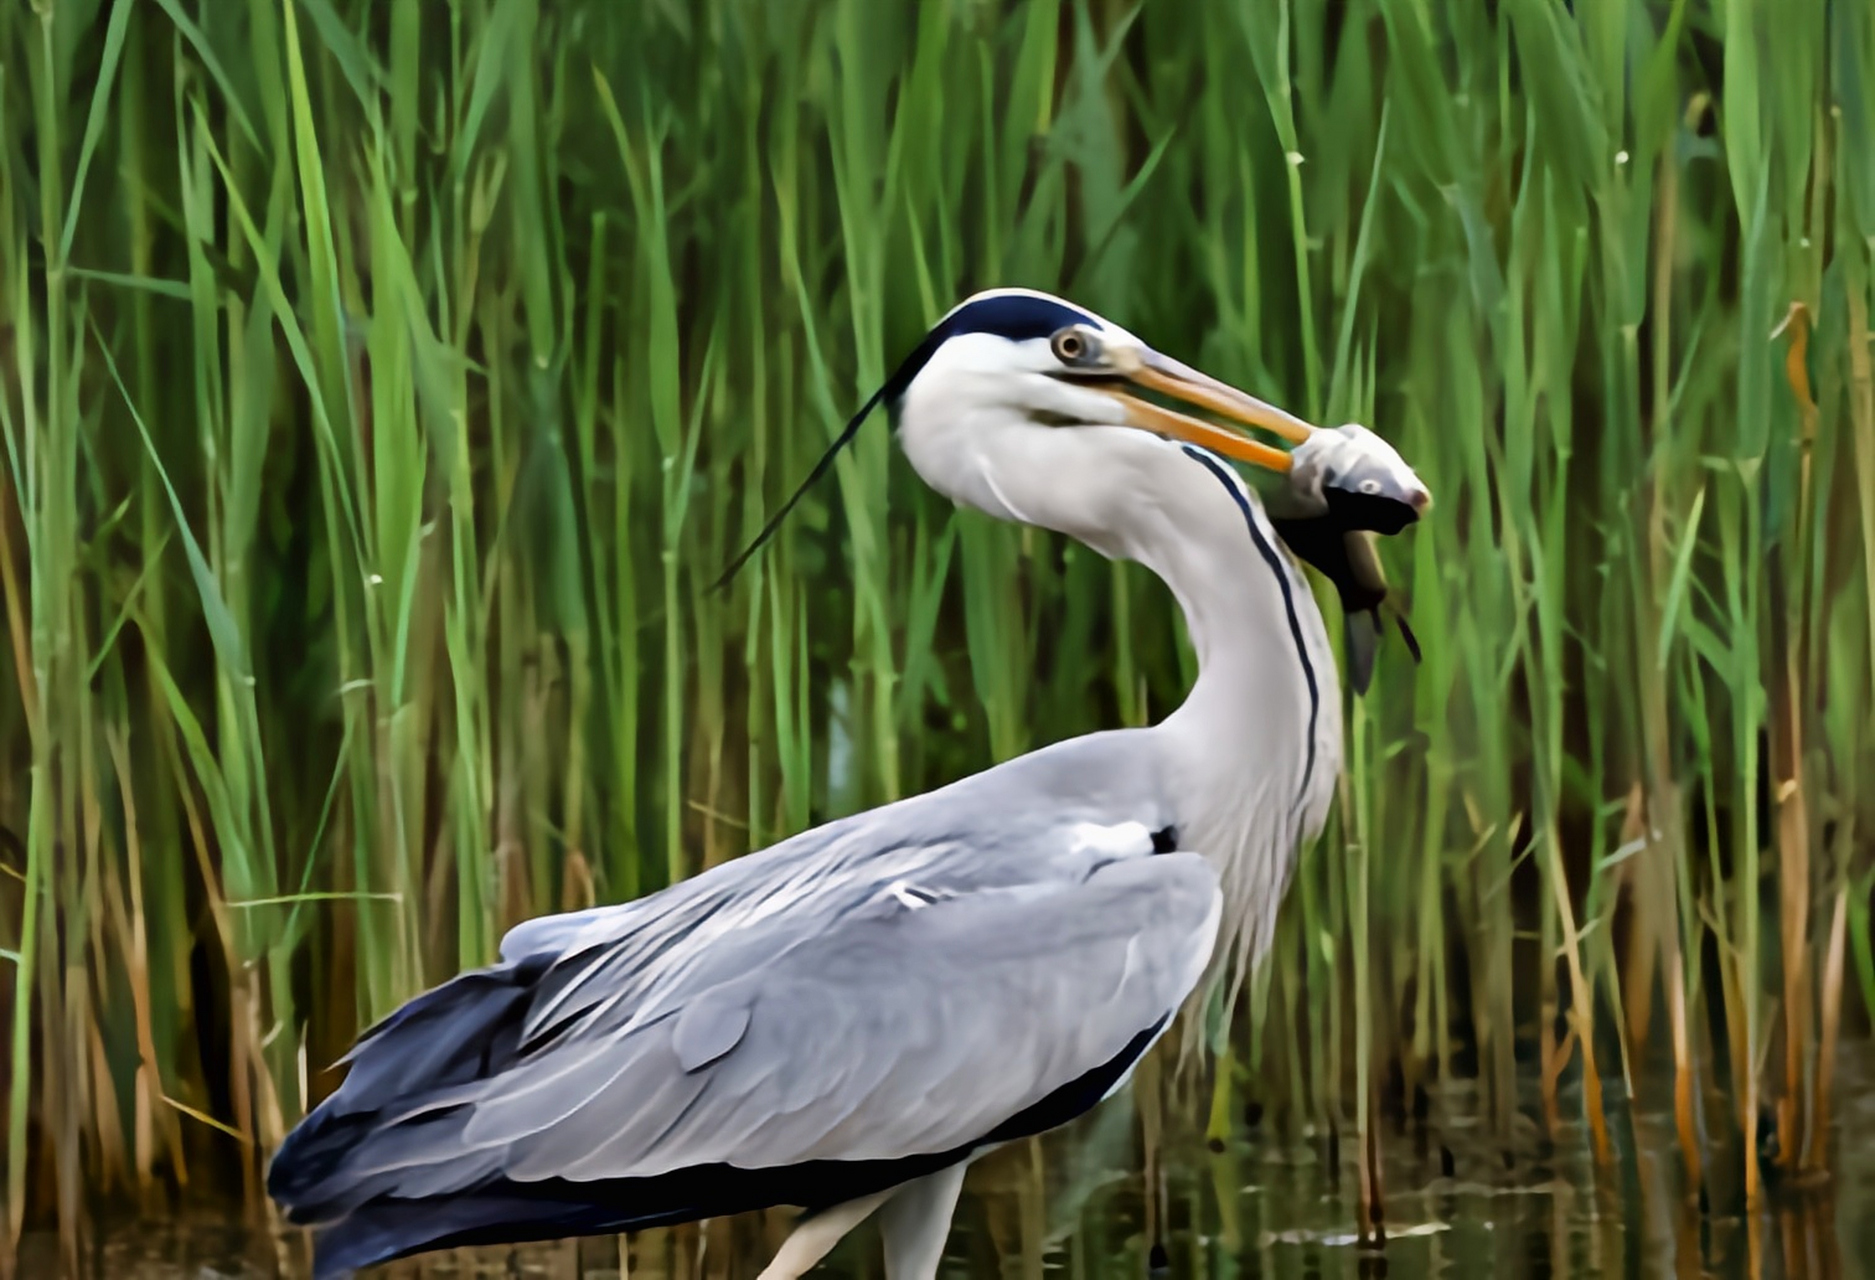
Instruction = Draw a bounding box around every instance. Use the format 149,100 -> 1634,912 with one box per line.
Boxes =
270,839 -> 1218,1277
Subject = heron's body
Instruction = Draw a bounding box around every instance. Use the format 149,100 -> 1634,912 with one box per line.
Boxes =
269,291 -> 1422,1279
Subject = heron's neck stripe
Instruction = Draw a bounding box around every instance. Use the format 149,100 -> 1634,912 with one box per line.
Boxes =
1178,446 -> 1319,814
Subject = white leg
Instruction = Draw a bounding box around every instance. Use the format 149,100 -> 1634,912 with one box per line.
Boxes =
755,1191 -> 892,1280
878,1163 -> 969,1280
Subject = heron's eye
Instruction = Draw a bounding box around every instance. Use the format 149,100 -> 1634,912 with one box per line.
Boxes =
1050,326 -> 1103,368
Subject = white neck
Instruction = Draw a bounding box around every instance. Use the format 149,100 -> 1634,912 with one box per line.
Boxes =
901,413 -> 1342,961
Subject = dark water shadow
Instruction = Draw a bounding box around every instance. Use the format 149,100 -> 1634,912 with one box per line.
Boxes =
22,1050 -> 1875,1279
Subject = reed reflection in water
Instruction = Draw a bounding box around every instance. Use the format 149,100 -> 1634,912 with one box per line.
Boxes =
31,1056 -> 1875,1280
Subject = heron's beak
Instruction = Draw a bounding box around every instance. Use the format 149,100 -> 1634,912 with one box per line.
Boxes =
1102,347 -> 1317,472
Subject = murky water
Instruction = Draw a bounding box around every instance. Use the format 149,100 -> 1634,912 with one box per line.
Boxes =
23,1050 -> 1875,1279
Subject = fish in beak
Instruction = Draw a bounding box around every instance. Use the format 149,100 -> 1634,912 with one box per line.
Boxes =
1047,324 -> 1430,695
1269,425 -> 1429,695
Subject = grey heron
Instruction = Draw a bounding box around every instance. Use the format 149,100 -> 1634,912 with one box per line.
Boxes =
267,288 -> 1429,1279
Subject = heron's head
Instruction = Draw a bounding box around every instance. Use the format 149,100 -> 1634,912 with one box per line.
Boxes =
715,288 -> 1427,583
890,289 -> 1320,497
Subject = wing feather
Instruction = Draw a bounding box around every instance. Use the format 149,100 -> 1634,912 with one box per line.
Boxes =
498,853 -> 1215,1182
672,997 -> 753,1072
276,847 -> 1217,1224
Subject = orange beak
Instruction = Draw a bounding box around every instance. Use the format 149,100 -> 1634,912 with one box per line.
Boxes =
1098,346 -> 1317,472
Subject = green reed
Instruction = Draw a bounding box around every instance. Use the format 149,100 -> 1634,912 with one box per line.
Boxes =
2,0 -> 1872,1254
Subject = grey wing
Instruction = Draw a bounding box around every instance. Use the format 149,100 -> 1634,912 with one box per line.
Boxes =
276,850 -> 1219,1216
497,901 -> 644,962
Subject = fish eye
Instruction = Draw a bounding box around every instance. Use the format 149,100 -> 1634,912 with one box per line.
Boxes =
1359,478 -> 1382,495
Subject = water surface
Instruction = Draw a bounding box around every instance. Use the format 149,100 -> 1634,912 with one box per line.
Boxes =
28,1050 -> 1875,1279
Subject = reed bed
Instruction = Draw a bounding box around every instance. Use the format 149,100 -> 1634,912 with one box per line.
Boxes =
2,0 -> 1872,1257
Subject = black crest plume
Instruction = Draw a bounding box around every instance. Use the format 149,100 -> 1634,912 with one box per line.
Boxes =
708,382 -> 893,591
709,292 -> 1099,590
710,323 -> 965,591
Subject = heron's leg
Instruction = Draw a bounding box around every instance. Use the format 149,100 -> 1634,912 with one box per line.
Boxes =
878,1163 -> 969,1280
754,1190 -> 892,1280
